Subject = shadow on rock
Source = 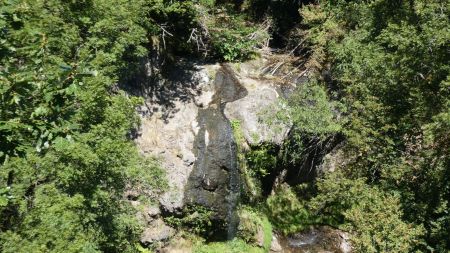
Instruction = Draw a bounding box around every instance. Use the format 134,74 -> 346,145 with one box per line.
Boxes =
121,56 -> 208,122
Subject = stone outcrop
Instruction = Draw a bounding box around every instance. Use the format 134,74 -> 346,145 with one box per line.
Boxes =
277,226 -> 352,253
135,65 -> 217,214
134,56 -> 296,243
184,65 -> 247,226
317,143 -> 348,175
136,59 -> 292,209
140,218 -> 175,245
270,235 -> 283,252
224,76 -> 291,146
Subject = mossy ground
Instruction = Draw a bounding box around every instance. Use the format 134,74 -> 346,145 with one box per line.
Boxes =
191,206 -> 272,253
194,239 -> 264,253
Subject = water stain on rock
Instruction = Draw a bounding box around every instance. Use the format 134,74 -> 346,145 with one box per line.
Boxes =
184,65 -> 248,239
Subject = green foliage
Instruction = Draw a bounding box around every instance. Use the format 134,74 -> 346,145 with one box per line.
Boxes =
270,80 -> 342,165
194,238 -> 265,253
0,0 -> 167,252
205,7 -> 269,61
231,119 -> 260,201
0,185 -> 102,253
310,172 -> 424,253
231,119 -> 277,202
281,81 -> 342,137
0,0 -> 148,160
1,0 -> 448,251
237,207 -> 272,251
267,174 -> 424,251
210,25 -> 260,61
145,0 -> 200,54
295,0 -> 450,250
245,144 -> 277,178
230,119 -> 245,144
165,205 -> 214,235
266,184 -> 315,235
126,157 -> 168,198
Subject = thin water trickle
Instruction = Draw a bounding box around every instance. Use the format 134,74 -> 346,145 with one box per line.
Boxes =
186,65 -> 246,240
224,112 -> 240,239
213,65 -> 246,240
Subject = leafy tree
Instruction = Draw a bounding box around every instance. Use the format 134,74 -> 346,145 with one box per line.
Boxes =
0,1 -> 166,252
310,172 -> 424,252
291,0 -> 450,250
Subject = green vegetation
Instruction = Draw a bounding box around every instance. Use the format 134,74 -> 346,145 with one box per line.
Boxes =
237,207 -> 272,251
0,0 -> 166,252
231,119 -> 278,202
208,12 -> 267,61
268,0 -> 449,252
164,205 -> 214,235
189,207 -> 273,252
266,184 -> 314,235
194,238 -> 265,253
188,207 -> 272,253
310,172 -> 424,252
0,0 -> 265,250
1,0 -> 449,252
231,119 -> 261,201
245,144 -> 277,178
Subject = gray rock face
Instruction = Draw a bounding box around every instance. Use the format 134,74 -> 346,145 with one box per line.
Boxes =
318,144 -> 347,175
225,76 -> 291,145
270,235 -> 283,252
138,101 -> 200,214
131,201 -> 160,223
184,66 -> 246,239
144,205 -> 161,221
140,218 -> 175,245
135,59 -> 293,235
255,226 -> 265,247
136,65 -> 217,214
277,226 -> 352,253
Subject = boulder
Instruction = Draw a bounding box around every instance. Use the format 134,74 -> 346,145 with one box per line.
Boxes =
255,227 -> 265,247
224,76 -> 291,146
144,205 -> 161,221
140,218 -> 175,245
270,235 -> 282,252
160,236 -> 193,253
132,202 -> 161,223
318,144 -> 347,174
279,226 -> 352,253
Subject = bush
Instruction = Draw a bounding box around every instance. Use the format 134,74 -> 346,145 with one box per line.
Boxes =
266,184 -> 315,234
237,207 -> 272,250
164,205 -> 214,235
245,144 -> 277,178
310,172 -> 424,252
206,7 -> 269,61
0,1 -> 167,252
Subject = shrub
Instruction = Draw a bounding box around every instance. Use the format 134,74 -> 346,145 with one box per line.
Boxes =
165,205 -> 214,235
205,7 -> 269,61
266,184 -> 315,234
245,144 -> 277,179
237,207 -> 272,251
310,172 -> 424,252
